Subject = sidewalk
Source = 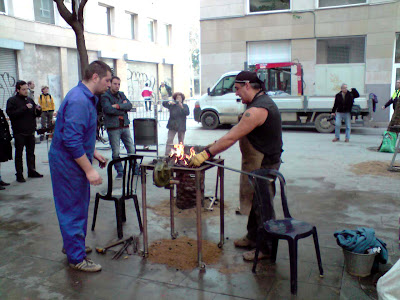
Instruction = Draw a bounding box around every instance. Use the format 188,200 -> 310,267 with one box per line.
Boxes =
0,121 -> 398,299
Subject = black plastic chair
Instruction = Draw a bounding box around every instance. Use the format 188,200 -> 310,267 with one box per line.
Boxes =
249,169 -> 323,295
91,155 -> 144,239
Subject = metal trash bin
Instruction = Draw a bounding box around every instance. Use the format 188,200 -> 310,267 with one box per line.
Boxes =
133,118 -> 158,156
343,249 -> 377,277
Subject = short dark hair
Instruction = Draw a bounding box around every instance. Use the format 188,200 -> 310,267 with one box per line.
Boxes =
16,80 -> 27,91
83,60 -> 112,81
145,83 -> 148,87
172,92 -> 185,101
27,81 -> 33,86
111,76 -> 120,83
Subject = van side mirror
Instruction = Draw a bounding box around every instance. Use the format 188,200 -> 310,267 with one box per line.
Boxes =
207,87 -> 212,96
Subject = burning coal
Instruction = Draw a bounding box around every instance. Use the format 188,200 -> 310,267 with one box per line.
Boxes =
169,143 -> 196,166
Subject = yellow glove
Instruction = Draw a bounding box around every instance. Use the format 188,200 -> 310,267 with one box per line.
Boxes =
189,150 -> 210,167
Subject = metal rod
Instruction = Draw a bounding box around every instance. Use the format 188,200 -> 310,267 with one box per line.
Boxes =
204,161 -> 275,182
195,170 -> 203,268
141,165 -> 149,257
170,175 -> 177,239
219,163 -> 225,248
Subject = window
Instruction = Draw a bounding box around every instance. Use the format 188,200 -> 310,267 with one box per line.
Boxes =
319,0 -> 366,8
33,0 -> 55,24
249,0 -> 290,13
212,76 -> 236,96
0,0 -> 5,13
146,18 -> 155,42
129,13 -> 138,40
98,4 -> 112,35
317,37 -> 365,64
395,33 -> 400,64
160,24 -> 171,46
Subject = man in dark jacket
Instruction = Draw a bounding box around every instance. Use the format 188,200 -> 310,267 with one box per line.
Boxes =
100,76 -> 135,179
382,79 -> 400,112
331,83 -> 354,143
0,108 -> 12,189
163,92 -> 190,155
6,80 -> 43,182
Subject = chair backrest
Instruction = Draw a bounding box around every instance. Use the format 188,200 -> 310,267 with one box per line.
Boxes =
105,155 -> 144,198
248,169 -> 291,222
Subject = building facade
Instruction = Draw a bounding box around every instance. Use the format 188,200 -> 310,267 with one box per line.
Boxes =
0,0 -> 197,110
200,0 -> 400,122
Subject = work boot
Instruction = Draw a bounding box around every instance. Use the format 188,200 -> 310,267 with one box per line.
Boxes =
332,138 -> 339,142
62,246 -> 92,254
69,258 -> 102,272
234,236 -> 256,248
242,249 -> 271,261
0,180 -> 10,186
28,171 -> 43,178
16,174 -> 26,183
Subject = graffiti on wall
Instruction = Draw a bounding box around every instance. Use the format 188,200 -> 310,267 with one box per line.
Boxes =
0,72 -> 16,110
127,69 -> 157,103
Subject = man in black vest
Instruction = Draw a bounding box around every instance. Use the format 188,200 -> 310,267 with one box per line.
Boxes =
189,71 -> 283,261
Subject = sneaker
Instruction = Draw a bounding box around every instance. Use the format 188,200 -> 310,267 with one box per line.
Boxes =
345,139 -> 349,143
115,173 -> 123,180
234,236 -> 256,248
62,246 -> 92,254
242,249 -> 271,261
28,171 -> 43,178
332,138 -> 339,142
0,181 -> 10,186
69,258 -> 102,272
16,174 -> 26,183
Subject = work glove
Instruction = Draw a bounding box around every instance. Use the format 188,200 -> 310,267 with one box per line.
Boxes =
189,150 -> 210,167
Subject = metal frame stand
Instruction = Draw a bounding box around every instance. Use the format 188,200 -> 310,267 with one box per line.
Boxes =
140,159 -> 225,270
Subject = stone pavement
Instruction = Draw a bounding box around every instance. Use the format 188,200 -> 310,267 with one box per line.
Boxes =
0,119 -> 399,299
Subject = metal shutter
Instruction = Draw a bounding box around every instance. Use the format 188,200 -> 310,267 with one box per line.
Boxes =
0,48 -> 17,110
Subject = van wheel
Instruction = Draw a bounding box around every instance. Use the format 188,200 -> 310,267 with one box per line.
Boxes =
201,111 -> 219,129
315,113 -> 335,133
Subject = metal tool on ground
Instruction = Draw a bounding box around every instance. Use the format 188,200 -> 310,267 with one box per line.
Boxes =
388,125 -> 400,172
112,236 -> 137,260
96,239 -> 127,254
96,236 -> 139,259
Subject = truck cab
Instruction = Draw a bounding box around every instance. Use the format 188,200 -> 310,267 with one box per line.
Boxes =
194,71 -> 243,129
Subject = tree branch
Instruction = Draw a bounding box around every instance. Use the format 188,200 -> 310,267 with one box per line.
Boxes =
53,0 -> 74,25
71,0 -> 77,19
78,0 -> 88,26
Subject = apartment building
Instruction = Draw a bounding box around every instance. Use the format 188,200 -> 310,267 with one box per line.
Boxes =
0,0 -> 197,110
200,0 -> 400,122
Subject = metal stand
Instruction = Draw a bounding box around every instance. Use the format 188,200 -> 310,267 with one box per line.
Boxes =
140,159 -> 225,269
388,125 -> 400,172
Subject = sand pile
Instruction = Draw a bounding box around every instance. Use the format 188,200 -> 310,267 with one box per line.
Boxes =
350,161 -> 400,178
147,199 -> 225,219
148,236 -> 222,270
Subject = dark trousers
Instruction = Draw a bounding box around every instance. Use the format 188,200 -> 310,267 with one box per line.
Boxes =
246,161 -> 281,253
144,98 -> 152,111
14,133 -> 36,175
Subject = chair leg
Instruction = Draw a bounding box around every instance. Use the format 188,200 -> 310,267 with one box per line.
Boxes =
271,238 -> 279,263
288,239 -> 298,295
91,194 -> 100,231
312,227 -> 324,277
115,201 -> 123,239
133,195 -> 143,233
121,201 -> 126,223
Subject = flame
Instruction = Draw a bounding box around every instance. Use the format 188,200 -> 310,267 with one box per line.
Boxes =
169,143 -> 196,166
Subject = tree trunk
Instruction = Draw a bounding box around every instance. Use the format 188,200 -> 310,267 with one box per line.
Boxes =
74,26 -> 89,78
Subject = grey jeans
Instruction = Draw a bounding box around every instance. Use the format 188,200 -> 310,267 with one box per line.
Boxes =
165,130 -> 185,155
107,127 -> 135,173
41,110 -> 54,129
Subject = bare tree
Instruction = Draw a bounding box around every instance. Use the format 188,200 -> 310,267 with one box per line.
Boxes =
54,0 -> 89,77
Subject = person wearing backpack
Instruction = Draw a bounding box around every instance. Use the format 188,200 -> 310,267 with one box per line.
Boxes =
38,85 -> 55,141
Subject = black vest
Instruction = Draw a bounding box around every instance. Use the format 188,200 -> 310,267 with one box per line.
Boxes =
246,94 -> 283,165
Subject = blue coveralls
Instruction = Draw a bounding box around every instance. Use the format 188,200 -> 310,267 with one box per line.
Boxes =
49,82 -> 98,265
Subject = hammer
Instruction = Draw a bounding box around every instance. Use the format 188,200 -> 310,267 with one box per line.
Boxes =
95,239 -> 126,254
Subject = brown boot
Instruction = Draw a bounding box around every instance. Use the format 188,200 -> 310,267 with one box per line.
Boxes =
332,138 -> 339,142
234,236 -> 256,248
243,249 -> 271,261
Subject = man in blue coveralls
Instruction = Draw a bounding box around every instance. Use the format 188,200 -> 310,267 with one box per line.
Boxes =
49,61 -> 111,272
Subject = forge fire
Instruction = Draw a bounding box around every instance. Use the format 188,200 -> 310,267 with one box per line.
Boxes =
169,143 -> 196,166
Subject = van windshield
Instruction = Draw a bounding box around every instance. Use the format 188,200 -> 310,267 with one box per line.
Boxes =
212,75 -> 236,95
